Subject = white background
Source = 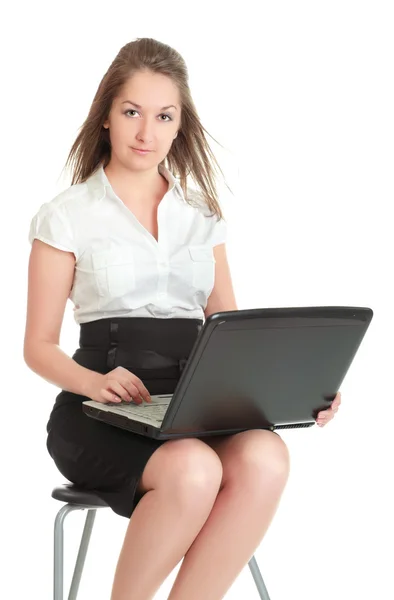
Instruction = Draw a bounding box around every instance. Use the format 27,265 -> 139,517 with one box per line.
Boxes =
1,1 -> 393,598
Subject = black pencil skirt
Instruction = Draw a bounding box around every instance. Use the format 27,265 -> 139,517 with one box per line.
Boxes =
46,317 -> 204,519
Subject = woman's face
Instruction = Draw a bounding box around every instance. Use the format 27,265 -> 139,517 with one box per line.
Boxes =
103,70 -> 181,169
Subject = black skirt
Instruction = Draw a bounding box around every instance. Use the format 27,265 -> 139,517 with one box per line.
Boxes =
46,317 -> 203,519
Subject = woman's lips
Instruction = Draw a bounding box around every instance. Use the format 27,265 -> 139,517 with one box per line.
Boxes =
131,147 -> 152,154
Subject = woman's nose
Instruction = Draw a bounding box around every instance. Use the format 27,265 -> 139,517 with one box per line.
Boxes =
137,120 -> 155,142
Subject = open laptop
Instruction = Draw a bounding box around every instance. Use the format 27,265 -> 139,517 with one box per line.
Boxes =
82,306 -> 373,440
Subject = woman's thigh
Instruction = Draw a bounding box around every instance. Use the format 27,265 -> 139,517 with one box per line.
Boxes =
47,401 -> 167,490
201,429 -> 290,488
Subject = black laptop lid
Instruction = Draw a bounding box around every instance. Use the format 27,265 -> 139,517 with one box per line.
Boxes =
161,306 -> 373,435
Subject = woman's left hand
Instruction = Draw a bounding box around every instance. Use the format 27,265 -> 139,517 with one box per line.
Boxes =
316,392 -> 342,427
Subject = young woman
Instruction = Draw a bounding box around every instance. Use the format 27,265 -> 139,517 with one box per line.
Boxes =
24,37 -> 340,600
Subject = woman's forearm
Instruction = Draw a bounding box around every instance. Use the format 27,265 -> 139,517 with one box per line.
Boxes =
24,342 -> 101,398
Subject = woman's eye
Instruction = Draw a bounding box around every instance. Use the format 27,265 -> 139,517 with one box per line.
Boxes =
125,110 -> 172,122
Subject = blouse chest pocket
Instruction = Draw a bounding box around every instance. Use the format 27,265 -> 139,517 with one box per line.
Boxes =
91,247 -> 136,299
188,245 -> 216,294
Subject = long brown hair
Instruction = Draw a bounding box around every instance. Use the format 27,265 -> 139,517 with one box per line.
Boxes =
63,37 -> 232,219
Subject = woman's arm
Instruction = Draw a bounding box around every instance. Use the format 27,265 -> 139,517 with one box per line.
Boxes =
24,240 -> 100,397
204,244 -> 238,319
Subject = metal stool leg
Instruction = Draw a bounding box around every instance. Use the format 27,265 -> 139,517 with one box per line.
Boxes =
248,555 -> 271,600
54,505 -> 81,600
68,509 -> 97,600
54,504 -> 97,600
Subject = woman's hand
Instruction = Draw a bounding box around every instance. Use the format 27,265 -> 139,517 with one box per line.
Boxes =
316,392 -> 341,427
86,367 -> 152,405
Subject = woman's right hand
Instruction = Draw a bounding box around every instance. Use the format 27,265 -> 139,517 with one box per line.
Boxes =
86,367 -> 152,405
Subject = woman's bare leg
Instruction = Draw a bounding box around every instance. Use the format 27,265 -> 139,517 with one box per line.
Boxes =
167,430 -> 290,600
109,437 -> 223,600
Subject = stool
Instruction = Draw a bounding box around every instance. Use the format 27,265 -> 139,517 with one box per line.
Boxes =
52,483 -> 271,599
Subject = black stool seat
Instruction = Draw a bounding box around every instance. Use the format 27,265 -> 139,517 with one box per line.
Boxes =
51,483 -> 109,508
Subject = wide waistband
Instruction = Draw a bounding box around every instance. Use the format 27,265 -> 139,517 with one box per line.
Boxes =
79,317 -> 203,346
78,317 -> 204,376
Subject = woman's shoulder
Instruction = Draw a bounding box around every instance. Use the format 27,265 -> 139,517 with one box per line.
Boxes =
31,179 -> 91,221
181,185 -> 228,246
50,179 -> 90,209
182,185 -> 218,217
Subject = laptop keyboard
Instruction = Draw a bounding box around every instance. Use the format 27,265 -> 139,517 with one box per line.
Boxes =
110,395 -> 172,421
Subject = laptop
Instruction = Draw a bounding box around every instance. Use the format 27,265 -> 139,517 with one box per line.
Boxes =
82,306 -> 373,440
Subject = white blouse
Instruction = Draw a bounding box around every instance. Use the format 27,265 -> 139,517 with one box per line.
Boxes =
28,163 -> 227,324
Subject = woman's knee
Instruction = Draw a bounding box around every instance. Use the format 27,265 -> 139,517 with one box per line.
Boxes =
225,430 -> 291,485
137,437 -> 223,500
